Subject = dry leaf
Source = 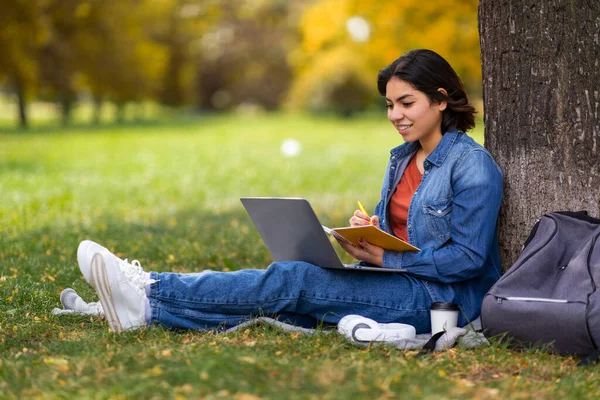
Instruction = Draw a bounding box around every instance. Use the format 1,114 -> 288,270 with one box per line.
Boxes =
150,365 -> 164,376
235,394 -> 261,400
43,357 -> 68,366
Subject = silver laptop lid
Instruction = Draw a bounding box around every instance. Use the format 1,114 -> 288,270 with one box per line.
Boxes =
240,197 -> 345,268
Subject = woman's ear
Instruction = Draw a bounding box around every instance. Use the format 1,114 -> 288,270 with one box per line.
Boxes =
436,88 -> 448,111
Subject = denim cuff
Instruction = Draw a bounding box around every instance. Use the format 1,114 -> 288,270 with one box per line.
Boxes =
147,271 -> 161,324
382,250 -> 405,270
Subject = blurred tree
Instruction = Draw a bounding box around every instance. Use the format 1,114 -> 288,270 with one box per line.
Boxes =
288,0 -> 480,115
74,0 -> 168,122
195,0 -> 301,111
0,0 -> 50,128
37,0 -> 83,126
154,0 -> 222,106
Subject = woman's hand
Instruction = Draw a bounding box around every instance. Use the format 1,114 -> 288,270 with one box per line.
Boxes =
349,210 -> 381,229
336,237 -> 384,267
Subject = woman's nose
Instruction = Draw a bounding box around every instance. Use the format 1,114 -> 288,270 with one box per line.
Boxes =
389,106 -> 404,121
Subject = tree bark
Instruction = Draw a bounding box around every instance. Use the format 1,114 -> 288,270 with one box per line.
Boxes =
479,0 -> 600,268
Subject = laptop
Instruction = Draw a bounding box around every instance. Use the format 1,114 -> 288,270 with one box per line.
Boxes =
240,197 -> 398,273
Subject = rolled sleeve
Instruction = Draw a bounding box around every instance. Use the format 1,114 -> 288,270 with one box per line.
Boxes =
382,250 -> 405,270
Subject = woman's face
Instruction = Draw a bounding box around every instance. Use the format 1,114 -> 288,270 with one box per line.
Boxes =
385,78 -> 446,145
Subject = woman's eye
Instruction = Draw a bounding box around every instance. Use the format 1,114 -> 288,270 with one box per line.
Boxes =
386,104 -> 393,109
402,102 -> 414,107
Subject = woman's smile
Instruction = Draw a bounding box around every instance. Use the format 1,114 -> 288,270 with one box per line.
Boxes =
395,124 -> 412,135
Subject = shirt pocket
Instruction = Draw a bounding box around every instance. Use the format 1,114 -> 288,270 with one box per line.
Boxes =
422,198 -> 453,240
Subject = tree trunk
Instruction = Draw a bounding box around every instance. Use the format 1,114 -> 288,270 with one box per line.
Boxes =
93,95 -> 103,125
135,102 -> 145,121
60,94 -> 72,126
14,76 -> 28,129
479,1 -> 600,269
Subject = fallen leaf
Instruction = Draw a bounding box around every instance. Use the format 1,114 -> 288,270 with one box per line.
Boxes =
235,393 -> 262,400
150,365 -> 164,376
43,357 -> 68,366
179,384 -> 193,393
56,364 -> 70,373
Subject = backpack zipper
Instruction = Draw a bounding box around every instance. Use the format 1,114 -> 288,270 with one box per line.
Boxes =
505,297 -> 568,303
496,296 -> 572,304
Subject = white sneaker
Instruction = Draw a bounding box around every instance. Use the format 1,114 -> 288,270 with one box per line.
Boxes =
90,250 -> 151,332
77,240 -> 122,285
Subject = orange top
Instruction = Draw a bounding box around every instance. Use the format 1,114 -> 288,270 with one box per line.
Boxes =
389,155 -> 422,242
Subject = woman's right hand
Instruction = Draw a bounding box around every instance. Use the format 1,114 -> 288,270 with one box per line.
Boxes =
349,210 -> 381,229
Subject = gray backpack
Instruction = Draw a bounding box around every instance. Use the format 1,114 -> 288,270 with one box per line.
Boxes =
481,211 -> 600,364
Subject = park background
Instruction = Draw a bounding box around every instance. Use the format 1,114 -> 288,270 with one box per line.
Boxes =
2,0 -> 600,399
0,0 -> 480,127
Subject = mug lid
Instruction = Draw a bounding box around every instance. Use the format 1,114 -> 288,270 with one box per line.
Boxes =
430,302 -> 459,311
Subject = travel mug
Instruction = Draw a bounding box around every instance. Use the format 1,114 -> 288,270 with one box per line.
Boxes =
430,302 -> 459,334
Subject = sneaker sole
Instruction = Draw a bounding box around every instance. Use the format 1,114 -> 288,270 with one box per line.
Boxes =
91,254 -> 124,333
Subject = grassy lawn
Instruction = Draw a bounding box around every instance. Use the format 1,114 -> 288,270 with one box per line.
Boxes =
1,113 -> 598,399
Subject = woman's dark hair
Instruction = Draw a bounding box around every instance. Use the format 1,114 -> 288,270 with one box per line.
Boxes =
377,49 -> 476,133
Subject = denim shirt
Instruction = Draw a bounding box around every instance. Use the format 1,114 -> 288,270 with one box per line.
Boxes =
372,129 -> 503,318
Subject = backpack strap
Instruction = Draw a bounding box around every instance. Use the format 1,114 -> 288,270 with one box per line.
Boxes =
415,331 -> 446,358
554,211 -> 600,225
523,211 -> 600,250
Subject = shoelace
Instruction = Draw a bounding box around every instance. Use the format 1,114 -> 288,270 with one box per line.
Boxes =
118,259 -> 146,289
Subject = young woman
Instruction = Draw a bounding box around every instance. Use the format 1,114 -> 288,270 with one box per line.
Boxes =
80,49 -> 503,334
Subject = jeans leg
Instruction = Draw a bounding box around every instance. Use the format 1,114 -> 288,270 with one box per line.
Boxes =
148,261 -> 439,333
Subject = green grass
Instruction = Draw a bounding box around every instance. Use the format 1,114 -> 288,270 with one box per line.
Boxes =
1,113 -> 599,399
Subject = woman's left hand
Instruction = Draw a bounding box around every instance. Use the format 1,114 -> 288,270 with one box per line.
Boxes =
336,237 -> 384,267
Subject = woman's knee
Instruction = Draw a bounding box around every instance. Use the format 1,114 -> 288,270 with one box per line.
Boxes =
266,261 -> 334,286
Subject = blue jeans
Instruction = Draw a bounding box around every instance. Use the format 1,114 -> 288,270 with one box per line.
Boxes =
148,261 -> 454,334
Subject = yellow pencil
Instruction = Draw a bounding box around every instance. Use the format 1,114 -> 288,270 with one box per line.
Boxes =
357,201 -> 373,225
